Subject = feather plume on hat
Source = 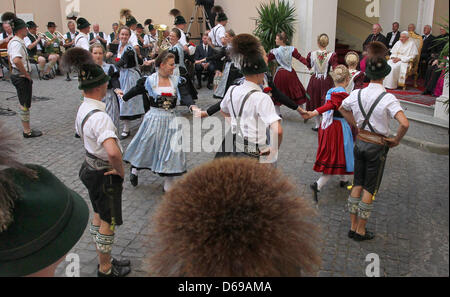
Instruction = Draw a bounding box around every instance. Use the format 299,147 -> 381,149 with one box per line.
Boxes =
169,8 -> 181,17
61,47 -> 95,73
147,158 -> 321,277
230,33 -> 264,69
120,8 -> 132,19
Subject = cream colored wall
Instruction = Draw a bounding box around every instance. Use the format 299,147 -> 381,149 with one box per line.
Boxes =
400,0 -> 419,31
433,0 -> 449,35
215,0 -> 264,34
1,0 -> 63,31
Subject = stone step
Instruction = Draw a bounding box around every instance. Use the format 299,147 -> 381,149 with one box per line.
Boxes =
399,99 -> 435,117
404,110 -> 449,129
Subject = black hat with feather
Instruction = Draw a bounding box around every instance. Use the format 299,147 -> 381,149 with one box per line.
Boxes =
231,34 -> 268,75
61,48 -> 110,90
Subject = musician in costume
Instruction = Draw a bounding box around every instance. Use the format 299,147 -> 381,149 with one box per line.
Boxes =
8,18 -> 43,138
345,51 -> 365,93
306,33 -> 338,131
0,13 -> 15,80
90,44 -> 121,131
209,12 -> 228,48
63,20 -> 79,81
43,22 -> 63,76
143,24 -> 158,59
89,24 -> 107,50
339,42 -> 409,242
173,15 -> 188,49
268,32 -> 309,115
107,23 -> 120,58
122,51 -> 200,191
125,16 -> 141,59
74,17 -> 91,51
168,28 -> 198,101
220,34 -> 283,163
302,65 -> 354,203
24,21 -> 49,80
115,26 -> 145,139
135,23 -> 149,59
62,47 -> 131,277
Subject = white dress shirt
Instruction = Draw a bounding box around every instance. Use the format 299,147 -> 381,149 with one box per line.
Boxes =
129,31 -> 139,47
341,83 -> 403,137
8,36 -> 31,72
75,97 -> 123,162
24,34 -> 43,51
209,24 -> 226,47
74,32 -> 90,50
221,80 -> 281,145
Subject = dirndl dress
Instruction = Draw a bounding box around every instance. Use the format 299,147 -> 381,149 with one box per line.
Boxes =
101,63 -> 121,130
123,74 -> 187,176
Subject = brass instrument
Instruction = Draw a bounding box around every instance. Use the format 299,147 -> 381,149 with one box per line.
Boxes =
155,24 -> 170,52
55,31 -> 69,43
37,32 -> 50,42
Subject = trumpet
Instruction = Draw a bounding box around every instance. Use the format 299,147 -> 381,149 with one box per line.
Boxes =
37,32 -> 50,42
55,31 -> 69,43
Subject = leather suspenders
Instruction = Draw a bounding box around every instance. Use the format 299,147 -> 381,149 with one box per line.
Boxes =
357,89 -> 388,133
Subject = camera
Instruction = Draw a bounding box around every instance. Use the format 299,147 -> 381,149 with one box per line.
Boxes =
195,0 -> 214,6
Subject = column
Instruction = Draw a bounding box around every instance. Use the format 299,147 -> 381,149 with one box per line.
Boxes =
290,0 -> 338,87
417,0 -> 435,32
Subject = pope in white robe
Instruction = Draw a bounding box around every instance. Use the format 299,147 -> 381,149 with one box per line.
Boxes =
383,32 -> 418,89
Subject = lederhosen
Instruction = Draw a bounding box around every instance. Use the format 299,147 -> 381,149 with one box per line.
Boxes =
9,39 -> 33,108
228,86 -> 268,160
353,90 -> 390,197
89,32 -> 107,51
78,109 -> 123,228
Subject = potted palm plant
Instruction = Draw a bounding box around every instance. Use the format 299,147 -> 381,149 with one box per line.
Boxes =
253,0 -> 296,73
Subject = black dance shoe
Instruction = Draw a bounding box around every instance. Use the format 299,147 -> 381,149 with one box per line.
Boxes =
130,172 -> 138,187
23,129 -> 43,139
207,83 -> 213,90
97,263 -> 131,277
312,127 -> 319,132
75,133 -> 81,139
348,230 -> 356,239
112,257 -> 131,267
353,230 -> 375,242
340,181 -> 350,188
310,182 -> 320,203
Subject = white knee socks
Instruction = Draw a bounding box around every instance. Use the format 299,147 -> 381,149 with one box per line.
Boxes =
122,120 -> 130,133
317,175 -> 331,191
164,176 -> 177,192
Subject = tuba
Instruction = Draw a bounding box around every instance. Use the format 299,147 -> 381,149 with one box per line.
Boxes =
155,24 -> 170,52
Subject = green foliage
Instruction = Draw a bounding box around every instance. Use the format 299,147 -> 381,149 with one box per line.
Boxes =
434,18 -> 449,113
253,0 -> 297,53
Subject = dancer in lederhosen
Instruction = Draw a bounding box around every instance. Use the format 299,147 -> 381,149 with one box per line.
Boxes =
90,44 -> 121,131
302,65 -> 355,203
306,33 -> 338,131
268,32 -> 309,115
122,51 -> 199,191
115,26 -> 145,140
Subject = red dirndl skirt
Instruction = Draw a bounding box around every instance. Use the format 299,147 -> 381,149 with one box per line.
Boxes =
273,68 -> 307,106
306,75 -> 335,111
313,120 -> 353,175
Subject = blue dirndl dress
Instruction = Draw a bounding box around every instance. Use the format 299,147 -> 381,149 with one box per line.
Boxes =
123,73 -> 187,176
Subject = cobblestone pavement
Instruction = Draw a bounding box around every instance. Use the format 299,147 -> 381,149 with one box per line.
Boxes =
0,75 -> 448,277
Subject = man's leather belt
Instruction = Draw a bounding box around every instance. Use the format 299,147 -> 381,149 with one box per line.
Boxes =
85,152 -> 112,170
357,130 -> 387,146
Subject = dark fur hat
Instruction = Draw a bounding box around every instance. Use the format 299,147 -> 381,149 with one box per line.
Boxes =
169,8 -> 181,17
367,41 -> 388,58
211,5 -> 224,14
1,12 -> 16,24
148,158 -> 321,277
0,121 -> 36,232
61,47 -> 94,72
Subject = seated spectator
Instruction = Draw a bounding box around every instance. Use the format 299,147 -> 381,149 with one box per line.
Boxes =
423,27 -> 448,95
147,157 -> 321,277
419,25 -> 435,79
386,22 -> 401,50
384,32 -> 418,90
362,24 -> 388,56
194,33 -> 215,89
